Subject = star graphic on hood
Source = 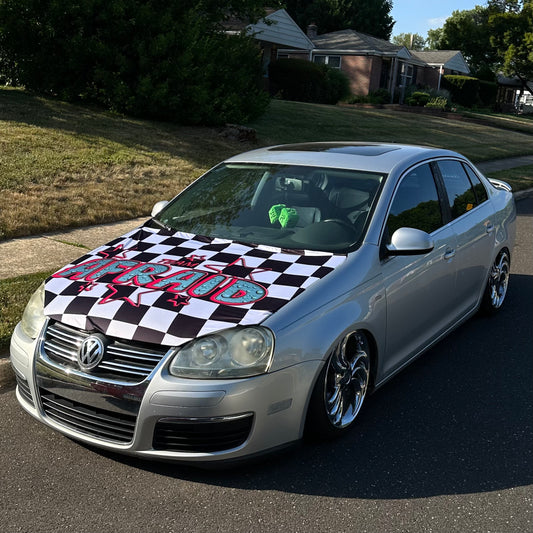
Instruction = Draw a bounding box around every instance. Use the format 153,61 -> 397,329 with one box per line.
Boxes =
76,281 -> 97,292
97,244 -> 137,260
167,294 -> 191,308
99,283 -> 159,307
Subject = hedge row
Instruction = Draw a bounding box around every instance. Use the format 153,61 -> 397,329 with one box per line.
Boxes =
268,58 -> 350,105
0,0 -> 269,125
442,75 -> 497,108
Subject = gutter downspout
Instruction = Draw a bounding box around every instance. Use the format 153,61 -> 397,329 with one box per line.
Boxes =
389,57 -> 398,103
437,65 -> 443,91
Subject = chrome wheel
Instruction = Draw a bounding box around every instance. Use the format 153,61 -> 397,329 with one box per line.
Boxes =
488,252 -> 510,310
324,332 -> 370,429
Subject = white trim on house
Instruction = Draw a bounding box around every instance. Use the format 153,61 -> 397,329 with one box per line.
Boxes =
246,9 -> 314,50
313,55 -> 342,69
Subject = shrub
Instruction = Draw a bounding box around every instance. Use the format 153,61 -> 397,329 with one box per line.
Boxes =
406,91 -> 431,106
478,80 -> 497,108
322,67 -> 351,104
345,94 -> 370,104
269,58 -> 350,105
425,96 -> 449,111
368,88 -> 391,104
441,76 -> 480,107
0,0 -> 270,125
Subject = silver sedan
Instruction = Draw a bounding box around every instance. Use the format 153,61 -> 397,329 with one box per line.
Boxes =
10,142 -> 516,464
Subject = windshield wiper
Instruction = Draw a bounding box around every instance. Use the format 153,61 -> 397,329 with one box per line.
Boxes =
151,218 -> 173,231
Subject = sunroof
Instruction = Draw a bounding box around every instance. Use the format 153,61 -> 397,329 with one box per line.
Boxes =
269,143 -> 401,156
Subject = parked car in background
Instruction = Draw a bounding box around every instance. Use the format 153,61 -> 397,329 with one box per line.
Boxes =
10,142 -> 516,464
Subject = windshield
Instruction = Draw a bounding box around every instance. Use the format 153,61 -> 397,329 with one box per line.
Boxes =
153,163 -> 385,252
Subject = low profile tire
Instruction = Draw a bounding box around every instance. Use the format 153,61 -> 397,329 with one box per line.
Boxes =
481,250 -> 510,315
306,331 -> 371,439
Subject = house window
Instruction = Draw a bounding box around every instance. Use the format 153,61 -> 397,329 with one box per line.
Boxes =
401,63 -> 414,86
314,55 -> 341,69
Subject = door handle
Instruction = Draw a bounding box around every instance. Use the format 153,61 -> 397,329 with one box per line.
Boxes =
486,223 -> 495,234
444,248 -> 456,260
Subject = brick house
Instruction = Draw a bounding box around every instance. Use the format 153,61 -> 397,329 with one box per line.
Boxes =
243,10 -> 470,100
277,26 -> 470,100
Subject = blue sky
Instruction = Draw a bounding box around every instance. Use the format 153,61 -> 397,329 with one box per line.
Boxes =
391,1 -> 486,37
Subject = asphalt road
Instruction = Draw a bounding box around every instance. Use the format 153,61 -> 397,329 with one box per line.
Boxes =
1,198 -> 532,533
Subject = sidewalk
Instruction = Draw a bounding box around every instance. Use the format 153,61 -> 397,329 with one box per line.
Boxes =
1,155 -> 533,388
476,154 -> 533,173
0,217 -> 146,280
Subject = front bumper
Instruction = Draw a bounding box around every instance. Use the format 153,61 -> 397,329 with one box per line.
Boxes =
10,321 -> 321,463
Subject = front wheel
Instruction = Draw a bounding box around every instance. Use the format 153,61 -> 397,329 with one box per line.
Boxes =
306,331 -> 371,439
480,251 -> 510,315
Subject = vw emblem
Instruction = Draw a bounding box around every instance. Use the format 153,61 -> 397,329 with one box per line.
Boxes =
77,335 -> 106,371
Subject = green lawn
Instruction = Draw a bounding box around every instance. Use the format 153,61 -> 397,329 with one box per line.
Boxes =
248,100 -> 533,161
2,88 -> 533,240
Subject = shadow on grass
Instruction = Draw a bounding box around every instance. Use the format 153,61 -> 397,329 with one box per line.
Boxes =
0,88 -> 251,167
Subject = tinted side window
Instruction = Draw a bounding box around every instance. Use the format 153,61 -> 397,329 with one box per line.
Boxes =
463,164 -> 489,204
437,160 -> 477,219
387,164 -> 443,235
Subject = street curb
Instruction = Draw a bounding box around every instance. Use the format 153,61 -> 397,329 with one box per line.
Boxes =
2,188 -> 533,393
513,187 -> 533,201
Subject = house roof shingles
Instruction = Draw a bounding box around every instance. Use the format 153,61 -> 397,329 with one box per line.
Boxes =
410,50 -> 470,74
312,29 -> 402,54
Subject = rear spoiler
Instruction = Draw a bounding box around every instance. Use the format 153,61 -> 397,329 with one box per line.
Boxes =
488,178 -> 512,192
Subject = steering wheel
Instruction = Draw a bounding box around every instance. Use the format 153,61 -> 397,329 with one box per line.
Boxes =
321,218 -> 355,232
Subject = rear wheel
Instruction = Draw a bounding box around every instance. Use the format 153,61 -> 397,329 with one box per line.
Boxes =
481,251 -> 510,315
306,331 -> 370,438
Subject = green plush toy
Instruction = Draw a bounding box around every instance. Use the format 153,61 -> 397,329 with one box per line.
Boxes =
279,207 -> 299,228
269,204 -> 299,227
269,204 -> 286,224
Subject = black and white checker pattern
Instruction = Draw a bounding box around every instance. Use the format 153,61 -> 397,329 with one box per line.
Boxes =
43,225 -> 346,347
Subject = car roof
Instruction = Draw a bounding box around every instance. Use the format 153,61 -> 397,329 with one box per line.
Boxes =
224,142 -> 464,174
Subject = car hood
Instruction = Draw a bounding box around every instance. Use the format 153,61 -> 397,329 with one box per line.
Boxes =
43,224 -> 346,347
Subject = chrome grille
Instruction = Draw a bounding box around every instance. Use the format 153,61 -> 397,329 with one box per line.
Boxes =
42,321 -> 168,382
15,374 -> 34,407
39,388 -> 136,443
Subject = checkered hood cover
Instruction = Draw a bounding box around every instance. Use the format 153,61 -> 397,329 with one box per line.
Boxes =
43,225 -> 346,347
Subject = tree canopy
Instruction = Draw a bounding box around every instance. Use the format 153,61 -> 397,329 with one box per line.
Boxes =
428,0 -> 533,86
489,0 -> 533,90
0,0 -> 272,125
428,5 -> 498,76
285,0 -> 394,40
391,33 -> 426,50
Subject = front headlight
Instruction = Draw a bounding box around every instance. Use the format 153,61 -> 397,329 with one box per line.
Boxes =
20,282 -> 46,339
169,326 -> 274,379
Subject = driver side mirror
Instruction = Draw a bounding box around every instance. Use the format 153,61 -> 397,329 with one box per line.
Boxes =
386,227 -> 434,256
151,200 -> 169,218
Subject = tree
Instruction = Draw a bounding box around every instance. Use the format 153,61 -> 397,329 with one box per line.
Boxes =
285,0 -> 394,40
432,6 -> 499,75
425,1 -> 528,78
487,0 -> 522,13
489,1 -> 533,95
392,33 -> 426,50
0,0 -> 271,125
426,28 -> 443,50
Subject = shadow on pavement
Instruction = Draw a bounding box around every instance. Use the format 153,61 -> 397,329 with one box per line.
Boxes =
107,272 -> 533,499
